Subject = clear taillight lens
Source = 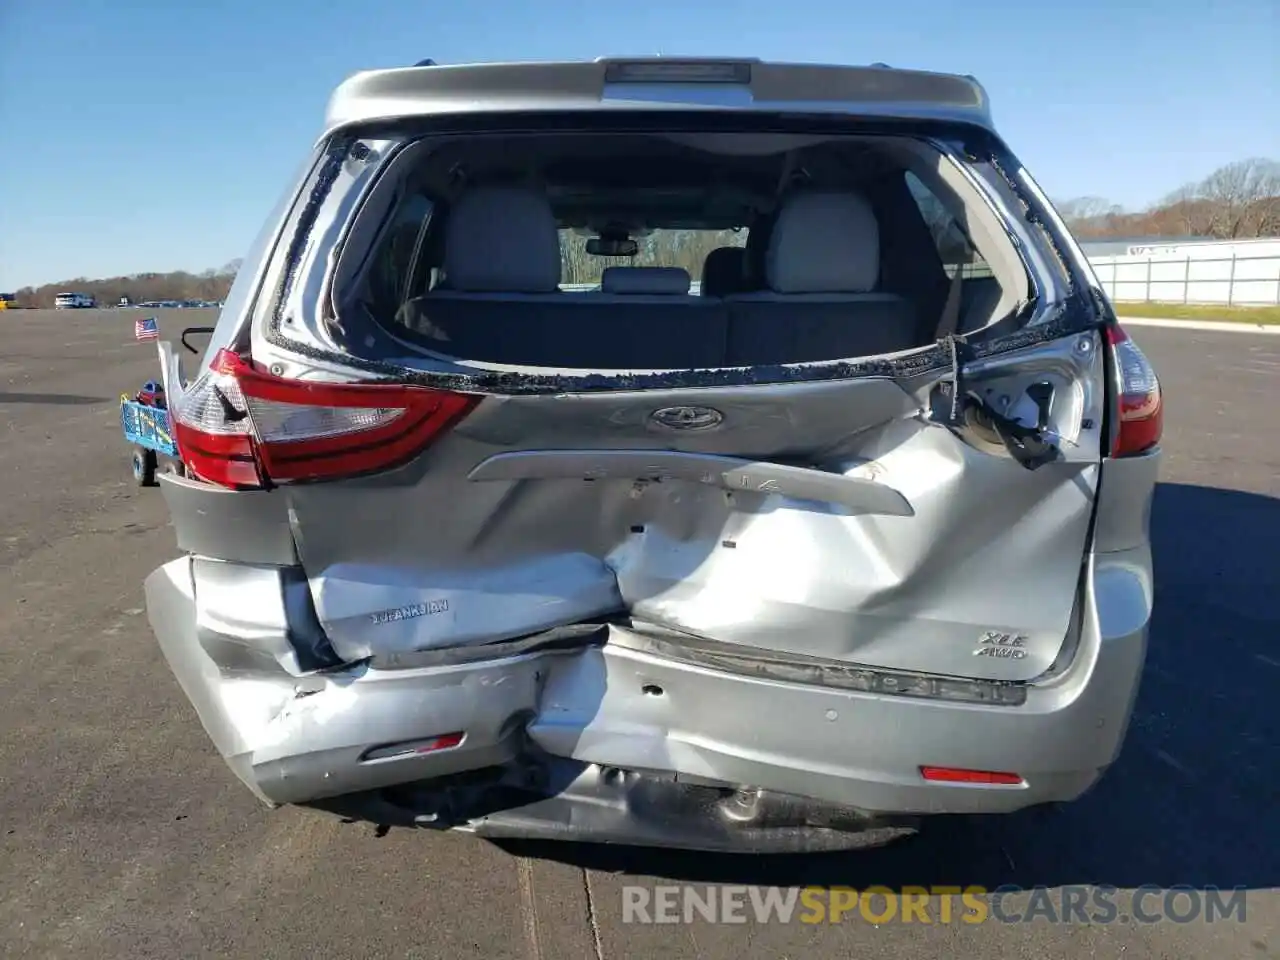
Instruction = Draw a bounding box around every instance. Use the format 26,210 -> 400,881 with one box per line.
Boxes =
248,400 -> 404,441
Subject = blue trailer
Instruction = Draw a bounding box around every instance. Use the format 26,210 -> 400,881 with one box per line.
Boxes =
122,328 -> 216,486
120,381 -> 186,485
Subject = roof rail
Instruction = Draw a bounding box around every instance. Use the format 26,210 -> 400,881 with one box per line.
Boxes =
414,58 -> 437,67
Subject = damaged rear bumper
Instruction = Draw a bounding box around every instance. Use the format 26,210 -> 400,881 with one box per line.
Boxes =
145,548 -> 1149,850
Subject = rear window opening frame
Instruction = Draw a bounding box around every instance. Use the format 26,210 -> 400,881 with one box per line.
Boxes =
340,126 -> 1039,326
251,111 -> 1105,397
344,131 -> 1035,315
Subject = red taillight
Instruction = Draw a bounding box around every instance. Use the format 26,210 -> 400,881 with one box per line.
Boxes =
415,731 -> 465,753
920,766 -> 1024,785
1105,324 -> 1163,457
360,731 -> 466,762
172,349 -> 479,488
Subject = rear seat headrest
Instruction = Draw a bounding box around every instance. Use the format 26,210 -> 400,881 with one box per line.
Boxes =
443,186 -> 561,293
600,266 -> 691,296
700,246 -> 747,297
766,190 -> 881,294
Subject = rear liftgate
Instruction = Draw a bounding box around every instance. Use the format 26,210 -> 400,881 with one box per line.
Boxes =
155,323 -> 1161,847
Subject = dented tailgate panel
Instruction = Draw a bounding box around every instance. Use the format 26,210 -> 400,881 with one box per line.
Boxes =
273,336 -> 1105,683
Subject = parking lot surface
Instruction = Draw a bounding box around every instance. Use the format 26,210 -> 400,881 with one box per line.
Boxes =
1,309 -> 1275,958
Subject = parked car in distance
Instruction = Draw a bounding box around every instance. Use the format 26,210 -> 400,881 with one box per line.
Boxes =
53,292 -> 96,309
143,57 -> 1162,853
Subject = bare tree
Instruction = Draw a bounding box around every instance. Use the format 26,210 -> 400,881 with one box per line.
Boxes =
1151,184 -> 1209,236
1057,196 -> 1121,222
1054,196 -> 1128,238
1195,158 -> 1280,239
1052,158 -> 1279,241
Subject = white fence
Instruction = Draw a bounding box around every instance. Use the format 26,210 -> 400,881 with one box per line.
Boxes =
1086,248 -> 1280,306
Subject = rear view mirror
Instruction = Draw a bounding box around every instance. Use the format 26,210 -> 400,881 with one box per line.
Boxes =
586,237 -> 638,257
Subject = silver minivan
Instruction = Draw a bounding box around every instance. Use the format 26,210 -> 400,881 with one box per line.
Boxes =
145,57 -> 1162,852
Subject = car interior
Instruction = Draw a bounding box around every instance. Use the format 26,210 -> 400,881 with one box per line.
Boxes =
344,132 -> 1026,370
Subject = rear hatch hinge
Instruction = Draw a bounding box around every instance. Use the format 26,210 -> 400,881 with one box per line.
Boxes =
932,335 -> 1061,471
967,395 -> 1061,470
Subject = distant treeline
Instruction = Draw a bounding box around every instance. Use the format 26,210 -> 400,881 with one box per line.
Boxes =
8,260 -> 242,309
1056,158 -> 1280,241
10,157 -> 1276,307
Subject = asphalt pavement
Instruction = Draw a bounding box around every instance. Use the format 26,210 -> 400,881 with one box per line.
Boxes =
0,309 -> 1276,959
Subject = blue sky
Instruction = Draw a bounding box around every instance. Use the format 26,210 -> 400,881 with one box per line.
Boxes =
1,0 -> 1276,289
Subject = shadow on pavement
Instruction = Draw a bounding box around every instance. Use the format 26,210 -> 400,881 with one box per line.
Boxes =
496,481 -> 1279,891
0,391 -> 110,405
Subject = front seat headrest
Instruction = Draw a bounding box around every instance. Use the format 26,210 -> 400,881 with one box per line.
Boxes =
700,246 -> 747,297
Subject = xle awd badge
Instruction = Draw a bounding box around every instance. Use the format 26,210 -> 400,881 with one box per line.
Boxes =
649,405 -> 724,431
973,631 -> 1029,659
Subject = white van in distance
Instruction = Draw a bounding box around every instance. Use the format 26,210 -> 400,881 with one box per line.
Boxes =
53,292 -> 96,309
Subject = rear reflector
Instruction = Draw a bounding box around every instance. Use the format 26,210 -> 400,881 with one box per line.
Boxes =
360,731 -> 466,763
172,349 -> 479,488
920,766 -> 1025,785
1105,324 -> 1163,457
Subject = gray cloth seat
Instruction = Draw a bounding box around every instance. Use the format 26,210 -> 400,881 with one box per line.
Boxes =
431,185 -> 564,294
401,186 -> 729,369
600,266 -> 691,296
724,190 -> 919,365
397,185 -> 918,369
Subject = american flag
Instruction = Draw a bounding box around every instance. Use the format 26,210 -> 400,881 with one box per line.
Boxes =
134,316 -> 159,341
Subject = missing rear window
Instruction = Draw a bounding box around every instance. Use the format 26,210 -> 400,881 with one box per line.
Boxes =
313,128 -> 1047,372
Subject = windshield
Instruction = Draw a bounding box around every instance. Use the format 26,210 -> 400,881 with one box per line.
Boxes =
558,228 -> 746,287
